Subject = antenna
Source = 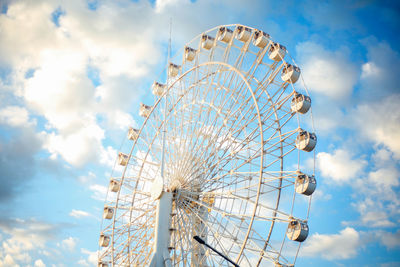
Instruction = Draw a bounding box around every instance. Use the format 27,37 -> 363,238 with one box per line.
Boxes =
168,17 -> 172,61
160,18 -> 172,185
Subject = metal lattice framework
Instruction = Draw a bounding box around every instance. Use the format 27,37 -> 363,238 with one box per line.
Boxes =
99,24 -> 316,267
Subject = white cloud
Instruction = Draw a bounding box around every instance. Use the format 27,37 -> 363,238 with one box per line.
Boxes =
60,237 -> 77,252
155,0 -> 185,13
376,229 -> 400,249
352,94 -> 400,159
0,106 -> 33,127
359,210 -> 395,228
89,184 -> 108,201
0,218 -> 56,266
296,42 -> 359,100
80,249 -> 98,266
316,149 -> 367,183
368,167 -> 399,188
301,227 -> 360,260
69,210 -> 91,219
34,259 -> 46,267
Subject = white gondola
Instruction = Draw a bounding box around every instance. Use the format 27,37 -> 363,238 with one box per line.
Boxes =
118,152 -> 129,166
99,234 -> 110,247
295,172 -> 317,196
274,263 -> 294,267
268,42 -> 286,61
286,220 -> 309,242
236,26 -> 252,42
282,64 -> 300,83
109,179 -> 120,192
103,206 -> 114,219
98,262 -> 108,267
168,63 -> 180,77
184,46 -> 196,61
128,127 -> 140,141
295,129 -> 317,152
139,103 -> 152,118
152,82 -> 166,96
218,27 -> 233,43
290,93 -> 311,114
253,30 -> 270,48
201,34 -> 215,50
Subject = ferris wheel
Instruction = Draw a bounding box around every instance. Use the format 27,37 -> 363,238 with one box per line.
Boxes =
98,24 -> 317,267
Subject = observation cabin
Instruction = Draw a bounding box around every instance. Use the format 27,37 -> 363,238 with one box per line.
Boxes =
168,63 -> 181,77
118,152 -> 129,166
282,64 -> 300,83
201,34 -> 215,50
287,220 -> 309,242
139,103 -> 152,118
103,206 -> 114,219
236,26 -> 252,42
109,179 -> 120,192
275,263 -> 294,267
98,262 -> 108,267
253,30 -> 270,48
99,234 -> 110,247
152,82 -> 166,96
184,46 -> 197,61
291,93 -> 311,114
268,42 -> 286,61
218,27 -> 233,43
128,127 -> 140,141
295,172 -> 317,196
295,129 -> 317,152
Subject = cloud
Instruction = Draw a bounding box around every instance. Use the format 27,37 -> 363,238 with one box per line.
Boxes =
69,210 -> 91,219
34,259 -> 46,267
359,38 -> 400,100
301,227 -> 361,260
0,218 -> 57,266
89,184 -> 108,201
350,148 -> 400,228
296,41 -> 359,100
0,106 -> 34,127
60,237 -> 77,252
79,249 -> 98,266
316,148 -> 367,183
352,94 -> 400,159
376,229 -> 400,249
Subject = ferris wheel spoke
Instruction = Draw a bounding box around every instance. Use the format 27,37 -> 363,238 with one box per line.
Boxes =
179,197 -> 242,263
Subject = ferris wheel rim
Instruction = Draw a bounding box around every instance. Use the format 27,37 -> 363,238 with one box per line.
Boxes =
99,23 -> 316,267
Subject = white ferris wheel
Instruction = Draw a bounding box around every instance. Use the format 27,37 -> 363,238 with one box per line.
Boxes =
98,24 -> 317,267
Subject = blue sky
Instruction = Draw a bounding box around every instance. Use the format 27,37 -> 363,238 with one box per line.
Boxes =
0,0 -> 399,266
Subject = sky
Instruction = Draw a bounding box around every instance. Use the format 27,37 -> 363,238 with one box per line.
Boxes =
0,0 -> 399,266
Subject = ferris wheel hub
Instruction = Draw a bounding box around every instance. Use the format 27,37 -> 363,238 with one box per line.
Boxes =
151,177 -> 164,200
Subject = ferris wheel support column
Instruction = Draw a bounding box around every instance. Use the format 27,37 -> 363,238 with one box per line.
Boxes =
149,191 -> 173,267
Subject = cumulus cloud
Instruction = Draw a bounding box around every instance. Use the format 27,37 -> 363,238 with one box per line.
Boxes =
302,227 -> 361,260
316,148 -> 367,183
79,248 -> 98,266
351,148 -> 400,228
60,237 -> 77,252
0,218 -> 57,266
376,229 -> 400,249
34,259 -> 46,267
352,94 -> 400,159
0,106 -> 34,127
296,41 -> 359,100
